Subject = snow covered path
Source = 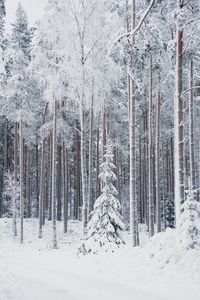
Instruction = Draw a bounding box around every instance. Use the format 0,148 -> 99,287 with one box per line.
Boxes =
0,219 -> 200,300
1,251 -> 170,300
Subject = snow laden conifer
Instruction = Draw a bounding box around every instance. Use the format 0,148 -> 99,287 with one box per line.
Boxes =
178,190 -> 200,249
79,142 -> 125,254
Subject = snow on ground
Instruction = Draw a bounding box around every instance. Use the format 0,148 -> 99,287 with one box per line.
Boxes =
0,218 -> 200,300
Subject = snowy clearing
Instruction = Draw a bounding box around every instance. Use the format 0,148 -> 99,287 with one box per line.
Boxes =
0,219 -> 199,300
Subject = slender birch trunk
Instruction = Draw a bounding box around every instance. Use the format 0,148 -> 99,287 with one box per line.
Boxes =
156,76 -> 161,233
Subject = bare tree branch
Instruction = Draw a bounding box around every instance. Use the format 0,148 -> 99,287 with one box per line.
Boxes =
114,0 -> 156,44
182,86 -> 200,97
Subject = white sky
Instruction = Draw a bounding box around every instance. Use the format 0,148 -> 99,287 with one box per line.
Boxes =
5,0 -> 47,32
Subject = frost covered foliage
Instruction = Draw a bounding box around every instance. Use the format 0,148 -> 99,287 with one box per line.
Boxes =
179,191 -> 200,249
165,196 -> 175,229
79,143 -> 125,254
2,172 -> 19,217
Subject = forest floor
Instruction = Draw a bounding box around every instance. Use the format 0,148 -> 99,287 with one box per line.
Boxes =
0,218 -> 199,300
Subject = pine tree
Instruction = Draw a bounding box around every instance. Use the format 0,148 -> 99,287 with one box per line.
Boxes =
11,3 -> 32,60
79,142 -> 125,254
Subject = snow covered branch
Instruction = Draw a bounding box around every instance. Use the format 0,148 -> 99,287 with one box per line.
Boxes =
114,0 -> 156,44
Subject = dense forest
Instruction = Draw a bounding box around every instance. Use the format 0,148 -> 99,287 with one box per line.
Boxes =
0,0 -> 200,254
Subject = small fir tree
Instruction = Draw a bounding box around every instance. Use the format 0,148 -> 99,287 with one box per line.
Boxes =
79,142 -> 125,254
165,194 -> 175,229
179,190 -> 200,249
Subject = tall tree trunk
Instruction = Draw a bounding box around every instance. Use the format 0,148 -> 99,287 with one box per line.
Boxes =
63,141 -> 68,233
13,122 -> 18,237
26,148 -> 31,218
39,104 -> 48,238
102,105 -> 107,161
75,120 -> 81,219
57,144 -> 62,221
48,133 -> 52,221
96,127 -> 100,199
148,57 -> 154,237
80,74 -> 88,229
35,140 -> 39,217
3,120 -> 8,175
189,59 -> 195,191
129,0 -> 139,247
52,99 -> 58,249
88,91 -> 94,220
20,119 -> 24,244
174,0 -> 184,228
156,76 -> 161,233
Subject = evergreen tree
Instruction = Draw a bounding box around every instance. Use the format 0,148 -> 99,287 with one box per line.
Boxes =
11,3 -> 32,60
165,196 -> 175,229
179,190 -> 200,249
79,142 -> 125,254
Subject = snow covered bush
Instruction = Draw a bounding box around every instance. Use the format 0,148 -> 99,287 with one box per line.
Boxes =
79,143 -> 125,254
179,190 -> 200,249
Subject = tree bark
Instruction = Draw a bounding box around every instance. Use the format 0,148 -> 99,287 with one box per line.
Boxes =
20,119 -> 24,244
63,141 -> 68,233
156,76 -> 161,233
52,98 -> 58,248
13,122 -> 18,237
174,0 -> 184,227
57,144 -> 62,221
148,57 -> 154,237
129,0 -> 139,247
189,59 -> 195,191
39,104 -> 48,238
87,91 -> 94,220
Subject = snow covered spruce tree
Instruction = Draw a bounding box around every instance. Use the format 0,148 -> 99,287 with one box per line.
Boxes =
79,142 -> 125,254
179,189 -> 200,249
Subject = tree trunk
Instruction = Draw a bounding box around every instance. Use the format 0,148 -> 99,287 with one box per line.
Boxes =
13,122 -> 18,237
35,140 -> 39,218
3,120 -> 8,174
88,91 -> 94,220
48,133 -> 52,221
96,128 -> 100,199
52,99 -> 58,249
63,141 -> 68,233
189,59 -> 195,191
20,119 -> 24,244
174,2 -> 184,227
156,76 -> 161,233
57,144 -> 62,221
148,57 -> 154,237
39,104 -> 48,238
129,0 -> 139,247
